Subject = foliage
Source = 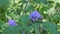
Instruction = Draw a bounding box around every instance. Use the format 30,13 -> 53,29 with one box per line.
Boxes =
0,0 -> 60,34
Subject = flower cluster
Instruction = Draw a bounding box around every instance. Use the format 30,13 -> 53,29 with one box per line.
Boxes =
8,19 -> 17,26
29,10 -> 42,22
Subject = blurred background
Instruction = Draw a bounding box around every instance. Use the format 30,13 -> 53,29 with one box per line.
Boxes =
0,0 -> 60,34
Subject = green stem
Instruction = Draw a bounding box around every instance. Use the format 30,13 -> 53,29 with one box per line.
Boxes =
40,24 -> 43,34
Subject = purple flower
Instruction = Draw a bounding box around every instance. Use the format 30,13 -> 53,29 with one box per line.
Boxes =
8,19 -> 17,26
29,10 -> 42,22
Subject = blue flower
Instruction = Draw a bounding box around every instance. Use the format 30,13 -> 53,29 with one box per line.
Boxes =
8,19 -> 17,26
29,10 -> 42,22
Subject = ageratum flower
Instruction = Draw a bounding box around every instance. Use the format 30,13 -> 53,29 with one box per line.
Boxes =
29,10 -> 43,22
8,19 -> 17,26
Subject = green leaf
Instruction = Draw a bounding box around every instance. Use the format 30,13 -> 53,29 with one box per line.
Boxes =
43,22 -> 60,34
26,4 -> 34,12
19,15 -> 29,26
53,14 -> 60,21
24,26 -> 32,32
0,0 -> 9,7
33,0 -> 47,4
2,25 -> 22,34
32,23 -> 40,34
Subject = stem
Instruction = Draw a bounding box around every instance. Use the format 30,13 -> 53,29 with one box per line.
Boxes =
40,23 -> 43,34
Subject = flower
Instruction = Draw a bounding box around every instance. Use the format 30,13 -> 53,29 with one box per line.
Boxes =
29,10 -> 42,22
8,19 -> 17,26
